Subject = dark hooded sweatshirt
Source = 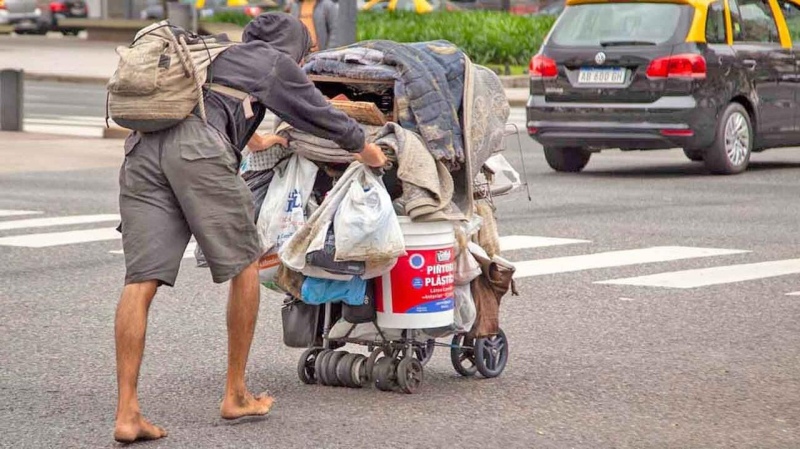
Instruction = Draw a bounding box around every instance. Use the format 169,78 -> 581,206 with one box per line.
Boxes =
203,13 -> 365,155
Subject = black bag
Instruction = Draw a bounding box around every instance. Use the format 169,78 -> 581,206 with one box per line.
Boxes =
342,281 -> 376,324
306,220 -> 366,277
281,297 -> 320,348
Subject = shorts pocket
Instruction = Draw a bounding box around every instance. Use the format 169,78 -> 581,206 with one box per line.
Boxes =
180,136 -> 226,161
124,133 -> 141,156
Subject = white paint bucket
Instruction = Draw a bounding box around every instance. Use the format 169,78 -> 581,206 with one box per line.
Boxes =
375,218 -> 456,329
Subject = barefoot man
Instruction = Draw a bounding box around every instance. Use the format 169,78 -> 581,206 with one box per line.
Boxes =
113,13 -> 387,443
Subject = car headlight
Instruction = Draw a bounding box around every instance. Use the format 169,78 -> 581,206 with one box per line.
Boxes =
34,8 -> 42,15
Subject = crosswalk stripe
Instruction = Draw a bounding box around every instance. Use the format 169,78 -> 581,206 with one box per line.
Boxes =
513,246 -> 749,278
499,235 -> 589,252
0,210 -> 42,218
109,242 -> 197,259
597,259 -> 800,289
0,214 -> 120,232
0,228 -> 119,248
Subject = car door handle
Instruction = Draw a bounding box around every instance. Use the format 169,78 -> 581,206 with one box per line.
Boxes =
742,59 -> 758,70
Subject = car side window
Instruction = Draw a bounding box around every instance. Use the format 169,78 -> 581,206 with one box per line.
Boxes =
733,0 -> 781,43
778,0 -> 800,45
706,1 -> 727,44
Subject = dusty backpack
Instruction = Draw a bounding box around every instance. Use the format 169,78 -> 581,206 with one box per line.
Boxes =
107,21 -> 251,133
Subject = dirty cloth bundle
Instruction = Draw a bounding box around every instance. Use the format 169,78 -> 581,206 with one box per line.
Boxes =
304,41 -> 510,217
273,122 -> 384,164
304,40 -> 467,170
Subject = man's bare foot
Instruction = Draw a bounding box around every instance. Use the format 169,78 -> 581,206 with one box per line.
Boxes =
220,392 -> 274,420
114,413 -> 167,443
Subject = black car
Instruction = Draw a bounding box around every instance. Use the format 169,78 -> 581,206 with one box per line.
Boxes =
47,0 -> 87,35
527,0 -> 800,174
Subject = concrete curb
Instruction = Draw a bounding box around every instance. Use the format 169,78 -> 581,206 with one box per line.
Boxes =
25,72 -> 109,85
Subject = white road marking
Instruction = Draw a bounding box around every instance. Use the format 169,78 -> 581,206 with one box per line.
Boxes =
0,214 -> 119,232
513,246 -> 748,278
110,242 -> 197,259
785,291 -> 800,296
0,228 -> 119,247
598,259 -> 800,289
0,210 -> 42,217
499,235 -> 590,252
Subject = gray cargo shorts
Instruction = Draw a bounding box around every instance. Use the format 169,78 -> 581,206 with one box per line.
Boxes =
118,116 -> 261,286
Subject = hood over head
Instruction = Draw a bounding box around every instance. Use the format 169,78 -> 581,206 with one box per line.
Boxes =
242,12 -> 311,64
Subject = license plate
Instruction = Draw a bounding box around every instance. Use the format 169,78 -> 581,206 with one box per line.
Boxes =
71,7 -> 85,15
578,67 -> 626,84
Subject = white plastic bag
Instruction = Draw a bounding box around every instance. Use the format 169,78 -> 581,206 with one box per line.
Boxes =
256,155 -> 318,285
455,247 -> 481,286
454,284 -> 477,332
334,168 -> 405,262
484,154 -> 522,195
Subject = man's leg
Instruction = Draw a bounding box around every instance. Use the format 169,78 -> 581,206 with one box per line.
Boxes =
114,280 -> 168,442
220,261 -> 274,419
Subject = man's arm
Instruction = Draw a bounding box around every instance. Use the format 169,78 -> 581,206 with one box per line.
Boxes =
254,54 -> 366,152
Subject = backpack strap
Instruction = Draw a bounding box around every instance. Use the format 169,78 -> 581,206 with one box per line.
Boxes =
206,83 -> 254,119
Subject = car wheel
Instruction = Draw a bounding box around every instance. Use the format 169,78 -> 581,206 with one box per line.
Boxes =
543,146 -> 591,173
703,103 -> 752,175
682,148 -> 704,162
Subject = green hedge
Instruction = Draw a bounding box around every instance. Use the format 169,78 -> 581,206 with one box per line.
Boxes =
358,11 -> 554,66
205,11 -> 555,66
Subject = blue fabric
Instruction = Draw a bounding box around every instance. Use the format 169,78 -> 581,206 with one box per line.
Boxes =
301,276 -> 367,306
304,40 -> 467,170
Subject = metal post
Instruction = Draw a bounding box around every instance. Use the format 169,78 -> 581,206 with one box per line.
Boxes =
167,2 -> 192,30
0,70 -> 23,132
333,0 -> 357,47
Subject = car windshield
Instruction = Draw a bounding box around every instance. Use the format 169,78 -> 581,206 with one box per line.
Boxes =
549,2 -> 686,47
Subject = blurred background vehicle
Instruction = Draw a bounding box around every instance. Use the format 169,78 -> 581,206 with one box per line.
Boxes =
141,0 -> 275,20
0,0 -> 44,34
47,0 -> 88,35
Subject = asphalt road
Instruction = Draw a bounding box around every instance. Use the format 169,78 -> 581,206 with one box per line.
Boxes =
2,133 -> 800,449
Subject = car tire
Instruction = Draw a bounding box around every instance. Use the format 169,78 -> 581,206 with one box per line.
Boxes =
703,103 -> 752,175
543,146 -> 591,173
682,148 -> 704,162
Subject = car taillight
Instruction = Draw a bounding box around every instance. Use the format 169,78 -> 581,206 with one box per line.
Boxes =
646,54 -> 706,80
0,0 -> 6,10
530,55 -> 558,80
50,2 -> 67,13
244,6 -> 262,16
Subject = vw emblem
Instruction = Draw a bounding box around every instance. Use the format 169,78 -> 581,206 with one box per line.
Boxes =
595,52 -> 606,65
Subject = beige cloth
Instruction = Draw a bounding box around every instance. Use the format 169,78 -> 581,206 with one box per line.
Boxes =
375,123 -> 461,222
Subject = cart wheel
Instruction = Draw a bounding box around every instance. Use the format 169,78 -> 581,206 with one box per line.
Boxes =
365,347 -> 384,383
315,350 -> 333,386
297,347 -> 324,385
450,334 -> 478,377
350,354 -> 368,388
326,351 -> 347,387
475,329 -> 509,379
374,357 -> 398,392
396,357 -> 424,394
336,353 -> 361,388
414,339 -> 436,367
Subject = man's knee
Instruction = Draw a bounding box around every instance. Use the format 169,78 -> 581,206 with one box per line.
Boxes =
121,280 -> 159,303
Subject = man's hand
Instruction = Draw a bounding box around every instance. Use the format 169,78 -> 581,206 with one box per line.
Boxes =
247,133 -> 288,152
353,143 -> 387,168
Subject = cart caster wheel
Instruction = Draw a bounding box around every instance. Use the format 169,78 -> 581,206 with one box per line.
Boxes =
315,350 -> 334,386
374,357 -> 399,392
365,347 -> 385,383
297,347 -> 324,385
396,357 -> 424,394
326,351 -> 347,387
414,339 -> 435,367
336,353 -> 361,388
450,334 -> 478,377
350,354 -> 368,387
475,329 -> 509,378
